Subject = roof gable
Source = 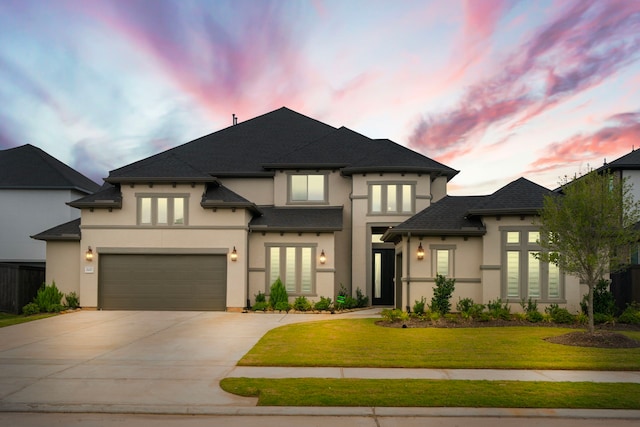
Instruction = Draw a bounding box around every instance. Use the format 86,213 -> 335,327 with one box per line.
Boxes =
467,177 -> 554,216
0,144 -> 100,193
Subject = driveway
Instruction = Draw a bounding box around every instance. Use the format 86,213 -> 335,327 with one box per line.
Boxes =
0,309 -> 365,413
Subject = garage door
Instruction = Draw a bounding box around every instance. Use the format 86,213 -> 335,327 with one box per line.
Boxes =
99,254 -> 227,311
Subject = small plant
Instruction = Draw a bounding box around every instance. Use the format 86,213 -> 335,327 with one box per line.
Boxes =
22,302 -> 40,316
24,282 -> 65,314
252,301 -> 269,311
580,279 -> 616,317
313,296 -> 332,311
293,296 -> 312,312
65,292 -> 80,309
268,278 -> 288,310
335,284 -> 358,310
380,308 -> 408,322
355,287 -> 369,308
545,303 -> 575,324
520,298 -> 543,323
487,298 -> 511,320
275,301 -> 292,312
413,297 -> 426,315
456,298 -> 485,320
254,291 -> 266,304
618,303 -> 640,325
430,275 -> 455,315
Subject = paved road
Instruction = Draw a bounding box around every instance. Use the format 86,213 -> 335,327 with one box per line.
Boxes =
0,308 -> 638,425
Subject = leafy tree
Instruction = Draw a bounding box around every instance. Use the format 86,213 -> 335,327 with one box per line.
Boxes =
536,170 -> 640,333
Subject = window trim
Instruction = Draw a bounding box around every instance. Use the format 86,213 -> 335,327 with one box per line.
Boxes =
136,193 -> 189,227
368,182 -> 416,215
287,173 -> 329,204
500,227 -> 565,302
430,244 -> 455,277
266,243 -> 317,295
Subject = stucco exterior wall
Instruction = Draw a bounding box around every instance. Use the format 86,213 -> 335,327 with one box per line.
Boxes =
45,240 -> 80,297
1,189 -> 83,263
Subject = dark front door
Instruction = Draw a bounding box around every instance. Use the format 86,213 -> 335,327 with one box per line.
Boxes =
372,248 -> 395,305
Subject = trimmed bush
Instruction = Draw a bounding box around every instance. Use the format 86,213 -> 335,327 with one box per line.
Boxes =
618,303 -> 640,325
381,308 -> 408,322
268,278 -> 288,310
313,296 -> 332,311
24,282 -> 64,314
545,303 -> 575,324
413,297 -> 426,315
65,292 -> 80,309
581,279 -> 616,317
355,287 -> 369,308
255,291 -> 266,304
487,298 -> 511,320
430,275 -> 455,315
252,301 -> 269,311
293,296 -> 312,312
22,302 -> 40,316
456,297 -> 485,320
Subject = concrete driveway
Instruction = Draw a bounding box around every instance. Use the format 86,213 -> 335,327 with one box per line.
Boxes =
0,309 -> 354,413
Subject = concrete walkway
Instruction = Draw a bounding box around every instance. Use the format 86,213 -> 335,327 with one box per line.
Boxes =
0,308 -> 638,421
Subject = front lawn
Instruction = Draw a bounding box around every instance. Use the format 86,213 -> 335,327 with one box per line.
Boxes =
0,312 -> 56,328
238,318 -> 640,370
220,378 -> 640,409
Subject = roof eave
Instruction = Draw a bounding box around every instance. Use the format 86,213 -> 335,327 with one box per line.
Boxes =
67,200 -> 123,209
249,226 -> 342,233
383,228 -> 486,240
467,208 -> 541,217
30,234 -> 80,242
200,201 -> 262,215
105,176 -> 213,184
341,166 -> 459,179
262,163 -> 348,170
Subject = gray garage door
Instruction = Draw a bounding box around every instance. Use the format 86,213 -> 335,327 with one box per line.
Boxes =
99,254 -> 227,310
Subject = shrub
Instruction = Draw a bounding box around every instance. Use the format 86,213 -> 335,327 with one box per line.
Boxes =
29,282 -> 64,313
22,302 -> 40,316
618,303 -> 640,325
581,279 -> 616,316
456,297 -> 485,320
355,287 -> 369,308
545,303 -> 575,324
413,297 -> 427,315
252,301 -> 269,311
487,298 -> 511,320
293,296 -> 312,312
430,275 -> 455,315
255,291 -> 266,304
594,312 -> 614,324
520,298 -> 543,323
380,308 -> 408,322
65,292 -> 80,309
313,296 -> 332,311
335,284 -> 357,310
268,278 -> 288,310
275,301 -> 291,312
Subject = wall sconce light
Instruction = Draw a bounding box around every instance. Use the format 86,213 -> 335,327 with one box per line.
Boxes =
319,249 -> 326,264
85,246 -> 94,262
416,243 -> 424,260
230,246 -> 238,262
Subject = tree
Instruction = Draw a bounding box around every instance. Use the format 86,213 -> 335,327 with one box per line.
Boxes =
536,170 -> 640,333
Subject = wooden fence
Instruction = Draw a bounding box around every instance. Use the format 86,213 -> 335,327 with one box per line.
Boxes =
0,263 -> 45,314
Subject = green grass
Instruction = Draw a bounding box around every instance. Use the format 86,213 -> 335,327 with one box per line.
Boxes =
0,312 -> 56,328
239,318 -> 640,370
220,378 -> 640,408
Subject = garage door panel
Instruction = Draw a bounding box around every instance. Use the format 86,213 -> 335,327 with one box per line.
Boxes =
99,254 -> 227,311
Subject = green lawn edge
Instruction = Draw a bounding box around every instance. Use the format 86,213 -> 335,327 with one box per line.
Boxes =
0,312 -> 56,328
238,318 -> 640,370
220,378 -> 640,409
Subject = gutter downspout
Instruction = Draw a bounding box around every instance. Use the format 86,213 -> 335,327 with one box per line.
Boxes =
406,232 -> 411,312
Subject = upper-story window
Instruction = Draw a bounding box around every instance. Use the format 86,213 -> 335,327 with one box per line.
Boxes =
369,183 -> 414,214
289,174 -> 327,203
138,194 -> 188,226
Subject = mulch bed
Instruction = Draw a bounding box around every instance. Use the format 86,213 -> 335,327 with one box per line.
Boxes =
376,318 -> 640,348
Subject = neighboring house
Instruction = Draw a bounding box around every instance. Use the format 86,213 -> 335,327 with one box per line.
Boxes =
383,178 -> 583,313
33,108 -> 457,311
0,144 -> 100,266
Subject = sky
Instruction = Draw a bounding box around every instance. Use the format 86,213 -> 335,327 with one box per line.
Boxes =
1,0 -> 640,195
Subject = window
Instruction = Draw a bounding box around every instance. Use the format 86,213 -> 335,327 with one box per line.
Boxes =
268,245 -> 315,294
289,174 -> 326,203
431,245 -> 455,277
138,195 -> 188,226
369,183 -> 414,214
502,229 -> 563,301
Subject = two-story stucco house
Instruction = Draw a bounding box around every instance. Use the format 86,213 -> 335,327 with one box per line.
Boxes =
0,144 -> 100,266
34,107 -> 459,311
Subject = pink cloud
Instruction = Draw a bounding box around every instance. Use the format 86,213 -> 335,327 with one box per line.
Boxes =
409,0 -> 640,159
528,111 -> 640,173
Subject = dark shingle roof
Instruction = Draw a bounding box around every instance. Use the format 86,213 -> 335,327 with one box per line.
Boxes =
467,177 -> 554,216
249,206 -> 343,232
68,183 -> 122,209
384,196 -> 486,240
599,149 -> 640,171
105,107 -> 456,182
31,218 -> 81,241
200,182 -> 261,214
0,144 -> 100,193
